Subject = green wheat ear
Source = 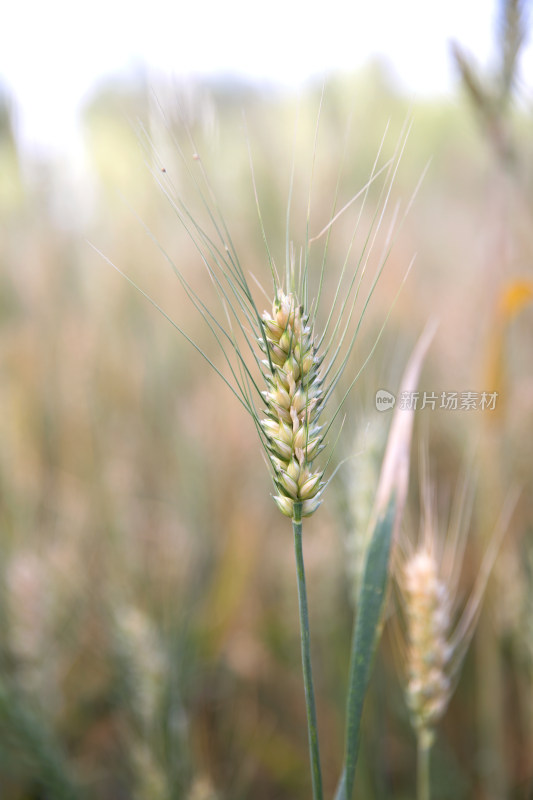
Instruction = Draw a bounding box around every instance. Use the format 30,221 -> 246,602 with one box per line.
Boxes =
260,291 -> 324,518
96,101 -> 421,527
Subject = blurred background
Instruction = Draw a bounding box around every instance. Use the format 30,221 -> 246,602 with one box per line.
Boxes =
1,0 -> 532,798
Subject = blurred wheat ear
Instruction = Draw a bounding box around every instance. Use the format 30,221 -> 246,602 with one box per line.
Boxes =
450,0 -> 528,166
395,451 -> 518,800
344,416 -> 389,605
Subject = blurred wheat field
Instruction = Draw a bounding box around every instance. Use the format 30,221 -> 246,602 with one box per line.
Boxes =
0,60 -> 532,800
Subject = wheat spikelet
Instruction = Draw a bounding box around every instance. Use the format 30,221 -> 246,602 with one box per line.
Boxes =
404,546 -> 452,744
260,290 -> 325,518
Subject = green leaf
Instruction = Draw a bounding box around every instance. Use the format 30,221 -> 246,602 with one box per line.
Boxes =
335,494 -> 396,800
0,679 -> 82,800
334,322 -> 435,799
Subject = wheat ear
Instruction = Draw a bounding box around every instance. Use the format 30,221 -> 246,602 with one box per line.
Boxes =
404,547 -> 452,746
404,546 -> 451,800
399,461 -> 517,800
260,291 -> 324,519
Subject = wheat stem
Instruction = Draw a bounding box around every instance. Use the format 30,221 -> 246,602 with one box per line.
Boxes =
292,503 -> 323,800
417,729 -> 432,800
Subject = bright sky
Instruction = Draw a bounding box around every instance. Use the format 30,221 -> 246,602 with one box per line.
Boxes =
1,0 -> 531,157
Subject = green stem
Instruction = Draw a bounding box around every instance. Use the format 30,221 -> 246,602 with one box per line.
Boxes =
417,729 -> 432,800
292,504 -> 323,800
